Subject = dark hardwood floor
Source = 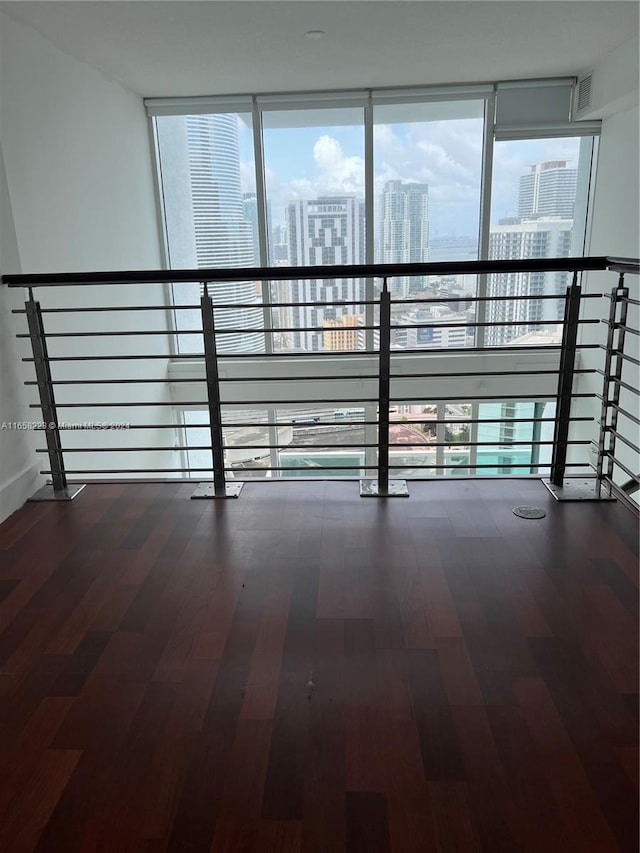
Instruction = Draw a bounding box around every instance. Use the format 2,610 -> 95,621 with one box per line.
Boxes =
0,479 -> 637,852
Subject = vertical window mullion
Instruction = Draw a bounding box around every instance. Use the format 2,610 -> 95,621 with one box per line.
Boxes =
572,135 -> 597,258
364,92 -> 378,472
252,98 -> 280,473
469,401 -> 479,473
364,91 -> 375,348
436,402 -> 446,475
148,115 -> 179,359
476,87 -> 496,349
252,96 -> 272,354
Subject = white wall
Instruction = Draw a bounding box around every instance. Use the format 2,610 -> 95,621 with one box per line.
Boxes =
589,106 -> 639,259
0,140 -> 43,519
0,11 -> 164,274
0,12 -> 179,521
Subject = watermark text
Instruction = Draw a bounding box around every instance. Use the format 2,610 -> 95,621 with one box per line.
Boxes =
1,421 -> 131,431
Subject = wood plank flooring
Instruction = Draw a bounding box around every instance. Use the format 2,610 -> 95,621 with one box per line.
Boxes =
0,479 -> 637,852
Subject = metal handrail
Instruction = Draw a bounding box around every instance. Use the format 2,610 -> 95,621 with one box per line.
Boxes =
4,255 -> 639,288
7,255 -> 639,502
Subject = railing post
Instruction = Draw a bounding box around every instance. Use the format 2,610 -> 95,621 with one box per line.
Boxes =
25,293 -> 85,501
549,272 -> 581,487
378,280 -> 391,494
596,275 -> 629,497
360,277 -> 408,497
192,286 -> 243,499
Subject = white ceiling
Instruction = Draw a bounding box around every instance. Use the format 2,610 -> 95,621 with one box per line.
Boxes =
1,1 -> 638,98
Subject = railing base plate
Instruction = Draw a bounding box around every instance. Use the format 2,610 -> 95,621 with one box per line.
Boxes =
543,477 -> 615,502
360,479 -> 409,498
191,482 -> 244,500
28,484 -> 86,502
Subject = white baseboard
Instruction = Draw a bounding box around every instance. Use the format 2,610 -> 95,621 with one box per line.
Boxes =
0,463 -> 43,524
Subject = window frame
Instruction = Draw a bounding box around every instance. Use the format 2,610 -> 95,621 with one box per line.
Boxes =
147,80 -> 601,477
148,79 -> 600,358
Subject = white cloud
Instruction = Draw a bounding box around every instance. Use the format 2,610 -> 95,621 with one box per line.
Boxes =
370,118 -> 485,234
240,159 -> 256,195
312,135 -> 364,195
266,134 -> 366,219
267,119 -> 583,236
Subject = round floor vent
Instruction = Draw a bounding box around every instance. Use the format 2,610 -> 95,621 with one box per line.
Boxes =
513,505 -> 546,519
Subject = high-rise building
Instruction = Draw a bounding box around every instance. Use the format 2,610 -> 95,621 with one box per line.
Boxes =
392,305 -> 469,349
323,314 -> 363,351
518,160 -> 577,220
487,160 -> 577,346
243,192 -> 274,265
380,180 -> 430,297
184,115 -> 263,353
287,196 -> 365,351
242,193 -> 260,264
270,224 -> 289,263
486,219 -> 573,345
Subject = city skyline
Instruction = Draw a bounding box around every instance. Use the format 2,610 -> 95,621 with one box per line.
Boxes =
285,195 -> 366,351
157,113 -> 264,354
380,180 -> 430,297
238,115 -> 580,239
158,111 -> 584,268
487,158 -> 577,346
154,113 -> 582,475
157,111 -> 585,358
238,145 -> 581,265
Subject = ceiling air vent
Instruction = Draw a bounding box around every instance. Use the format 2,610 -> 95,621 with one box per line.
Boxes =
575,74 -> 593,116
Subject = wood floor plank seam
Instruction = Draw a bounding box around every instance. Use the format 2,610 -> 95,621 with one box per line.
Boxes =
0,480 -> 635,853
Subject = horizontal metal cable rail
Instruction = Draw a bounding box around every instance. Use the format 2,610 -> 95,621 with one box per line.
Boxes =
23,369 -> 598,385
18,344 -> 603,363
5,256 -> 638,501
11,294 -> 607,317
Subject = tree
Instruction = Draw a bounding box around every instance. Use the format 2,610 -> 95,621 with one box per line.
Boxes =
445,424 -> 470,444
422,423 -> 436,440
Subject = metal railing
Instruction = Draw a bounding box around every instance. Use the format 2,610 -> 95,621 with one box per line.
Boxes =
4,256 -> 638,502
595,273 -> 640,510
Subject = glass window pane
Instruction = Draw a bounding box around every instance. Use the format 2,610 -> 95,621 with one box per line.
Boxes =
487,136 -> 595,346
477,400 -> 555,474
184,404 -> 373,480
374,100 -> 485,350
155,113 -> 265,355
262,108 -> 366,352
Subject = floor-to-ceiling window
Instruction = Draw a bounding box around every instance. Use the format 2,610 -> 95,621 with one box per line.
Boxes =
155,110 -> 262,356
148,83 -> 600,479
373,99 -> 485,350
262,106 -> 366,353
487,135 -> 598,347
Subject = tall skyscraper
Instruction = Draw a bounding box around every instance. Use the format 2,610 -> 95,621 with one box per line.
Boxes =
270,224 -> 289,262
242,193 -> 260,265
486,219 -> 573,345
242,192 -> 274,265
518,160 -> 577,220
487,160 -> 577,346
380,181 -> 430,297
184,115 -> 263,353
286,196 -> 365,351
